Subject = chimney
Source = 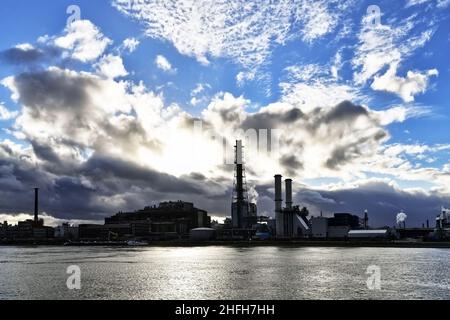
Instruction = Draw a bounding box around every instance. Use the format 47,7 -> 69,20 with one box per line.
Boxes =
426,220 -> 429,228
285,179 -> 293,210
274,175 -> 283,213
34,188 -> 39,223
275,175 -> 283,237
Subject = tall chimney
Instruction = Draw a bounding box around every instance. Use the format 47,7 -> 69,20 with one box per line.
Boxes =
275,175 -> 282,212
285,179 -> 292,210
275,175 -> 283,237
426,220 -> 429,228
34,188 -> 39,223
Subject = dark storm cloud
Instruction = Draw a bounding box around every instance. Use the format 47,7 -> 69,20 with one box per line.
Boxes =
241,107 -> 304,130
0,149 -> 230,220
280,155 -> 303,176
188,172 -> 207,181
325,129 -> 387,169
242,100 -> 389,170
31,140 -> 62,166
322,100 -> 369,124
81,155 -> 207,194
10,68 -> 163,157
1,47 -> 44,64
0,44 -> 62,66
296,181 -> 450,228
13,70 -> 96,113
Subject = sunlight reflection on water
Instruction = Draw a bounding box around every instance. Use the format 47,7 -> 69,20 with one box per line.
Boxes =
0,246 -> 448,300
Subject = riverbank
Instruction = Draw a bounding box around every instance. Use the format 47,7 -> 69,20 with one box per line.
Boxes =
2,239 -> 450,248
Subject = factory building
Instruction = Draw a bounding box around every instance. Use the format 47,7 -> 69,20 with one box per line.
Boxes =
274,175 -> 310,238
310,217 -> 328,238
0,188 -> 54,241
436,207 -> 450,229
190,228 -> 216,241
348,229 -> 389,239
326,213 -> 361,239
54,223 -> 79,240
79,201 -> 211,240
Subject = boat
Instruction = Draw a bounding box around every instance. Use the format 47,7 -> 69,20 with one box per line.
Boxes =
126,240 -> 149,246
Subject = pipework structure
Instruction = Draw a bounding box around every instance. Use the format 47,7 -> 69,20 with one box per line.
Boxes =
274,175 -> 309,238
231,140 -> 257,229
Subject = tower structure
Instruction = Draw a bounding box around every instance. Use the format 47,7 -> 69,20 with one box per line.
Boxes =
231,140 -> 255,228
364,210 -> 369,229
274,175 -> 309,238
34,188 -> 39,223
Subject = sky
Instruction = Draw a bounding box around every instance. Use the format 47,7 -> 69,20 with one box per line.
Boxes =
0,0 -> 450,227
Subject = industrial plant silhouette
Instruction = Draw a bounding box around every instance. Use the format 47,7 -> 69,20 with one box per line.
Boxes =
1,140 -> 449,245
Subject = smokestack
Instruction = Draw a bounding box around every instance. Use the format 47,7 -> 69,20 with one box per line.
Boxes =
427,220 -> 429,228
285,179 -> 292,210
275,175 -> 283,237
275,175 -> 282,212
34,188 -> 39,223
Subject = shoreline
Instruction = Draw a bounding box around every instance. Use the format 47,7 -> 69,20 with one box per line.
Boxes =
1,240 -> 450,249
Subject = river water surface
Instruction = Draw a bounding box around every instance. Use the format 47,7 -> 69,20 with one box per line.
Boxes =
0,246 -> 449,300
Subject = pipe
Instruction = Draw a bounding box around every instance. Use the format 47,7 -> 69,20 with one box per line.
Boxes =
285,179 -> 292,210
34,188 -> 39,223
275,175 -> 283,237
274,175 -> 282,212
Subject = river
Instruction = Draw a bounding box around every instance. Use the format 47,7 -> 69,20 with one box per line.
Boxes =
0,246 -> 449,300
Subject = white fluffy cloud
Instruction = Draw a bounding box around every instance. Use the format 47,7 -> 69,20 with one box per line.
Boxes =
53,20 -> 112,62
0,103 -> 18,120
371,64 -> 438,102
1,15 -> 449,223
113,0 -> 350,69
155,55 -> 176,73
353,11 -> 437,101
122,37 -> 140,53
95,54 -> 128,79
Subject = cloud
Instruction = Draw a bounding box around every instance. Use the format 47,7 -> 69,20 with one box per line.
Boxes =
353,12 -> 435,87
190,83 -> 211,106
0,44 -> 44,64
0,15 -> 447,226
280,60 -> 365,112
112,0 -> 351,70
437,0 -> 450,8
94,54 -> 128,79
250,178 -> 450,227
0,213 -> 100,227
155,55 -> 176,73
296,179 -> 450,227
0,103 -> 18,120
371,65 -> 438,102
280,81 -> 362,112
406,0 -> 432,7
2,57 -> 415,220
0,63 -> 444,223
122,37 -> 140,53
53,20 -> 112,62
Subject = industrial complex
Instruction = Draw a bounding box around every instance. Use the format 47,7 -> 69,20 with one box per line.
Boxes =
1,140 -> 450,245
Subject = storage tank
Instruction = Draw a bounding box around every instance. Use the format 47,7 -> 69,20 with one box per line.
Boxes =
190,228 -> 216,241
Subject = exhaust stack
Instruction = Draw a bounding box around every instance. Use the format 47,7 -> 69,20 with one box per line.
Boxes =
34,188 -> 39,223
285,179 -> 293,210
274,175 -> 283,213
275,175 -> 283,237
